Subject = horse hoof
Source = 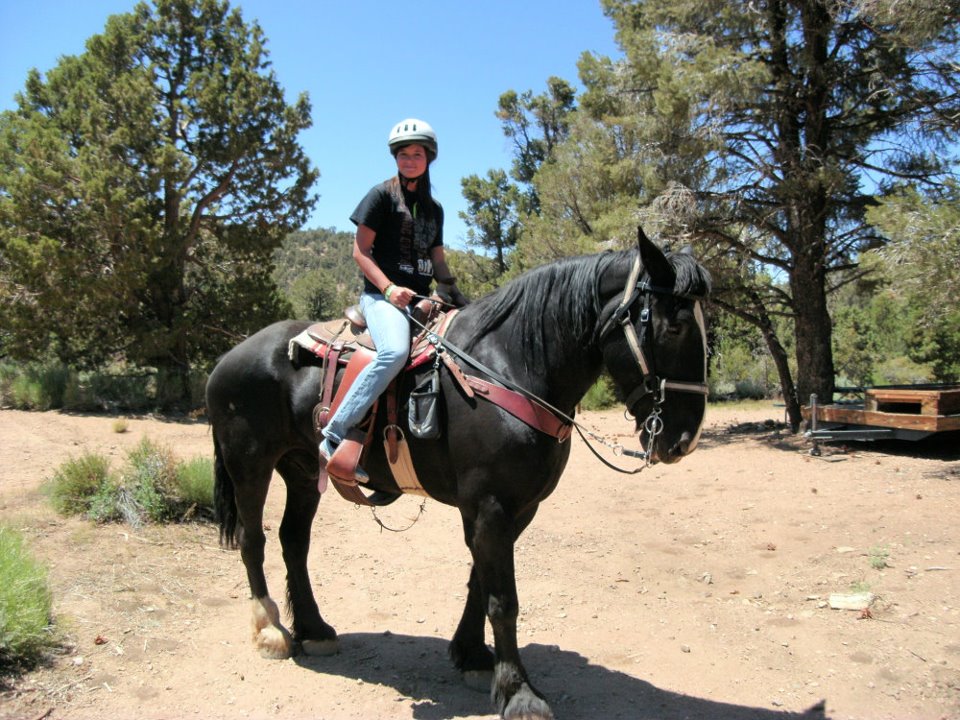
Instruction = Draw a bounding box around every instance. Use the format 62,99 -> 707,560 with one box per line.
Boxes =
301,638 -> 340,656
254,626 -> 293,659
503,689 -> 554,720
462,669 -> 493,693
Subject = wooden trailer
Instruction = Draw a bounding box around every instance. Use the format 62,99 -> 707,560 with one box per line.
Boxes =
803,384 -> 960,454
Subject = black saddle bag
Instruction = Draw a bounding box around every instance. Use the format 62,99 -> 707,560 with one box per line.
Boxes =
408,368 -> 442,440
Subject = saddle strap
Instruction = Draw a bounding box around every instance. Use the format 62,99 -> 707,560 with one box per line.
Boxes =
464,375 -> 572,442
439,352 -> 474,398
317,341 -> 346,428
385,380 -> 400,463
383,428 -> 429,496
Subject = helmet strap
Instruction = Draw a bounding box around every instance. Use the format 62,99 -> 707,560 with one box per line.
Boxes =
398,170 -> 424,189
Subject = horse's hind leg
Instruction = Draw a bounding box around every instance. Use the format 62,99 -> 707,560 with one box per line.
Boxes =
232,460 -> 296,659
277,457 -> 339,656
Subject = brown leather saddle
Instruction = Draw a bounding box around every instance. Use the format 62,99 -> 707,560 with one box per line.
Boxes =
289,299 -> 461,504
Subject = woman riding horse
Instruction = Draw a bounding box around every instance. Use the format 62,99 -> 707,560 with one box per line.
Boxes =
206,228 -> 710,720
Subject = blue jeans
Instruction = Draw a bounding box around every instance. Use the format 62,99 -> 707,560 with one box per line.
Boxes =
322,292 -> 410,446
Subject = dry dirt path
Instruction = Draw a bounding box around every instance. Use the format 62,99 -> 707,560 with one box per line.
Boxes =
1,405 -> 958,719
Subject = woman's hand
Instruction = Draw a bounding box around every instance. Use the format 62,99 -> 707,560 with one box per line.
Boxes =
437,281 -> 470,307
386,284 -> 415,307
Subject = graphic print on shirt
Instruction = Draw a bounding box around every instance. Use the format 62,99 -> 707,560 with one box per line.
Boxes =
398,191 -> 435,280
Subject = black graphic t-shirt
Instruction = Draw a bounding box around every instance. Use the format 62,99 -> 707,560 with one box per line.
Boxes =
350,177 -> 444,296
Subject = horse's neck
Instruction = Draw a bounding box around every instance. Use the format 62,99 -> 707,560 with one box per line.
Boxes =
542,330 -> 604,412
498,305 -> 604,414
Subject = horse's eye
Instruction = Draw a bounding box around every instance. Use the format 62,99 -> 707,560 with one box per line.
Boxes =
668,308 -> 695,335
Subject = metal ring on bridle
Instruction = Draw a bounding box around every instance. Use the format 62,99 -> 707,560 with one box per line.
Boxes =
644,409 -> 663,437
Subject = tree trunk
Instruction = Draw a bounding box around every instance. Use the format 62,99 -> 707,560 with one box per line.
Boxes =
791,250 -> 835,407
155,360 -> 192,411
717,294 -> 804,432
759,320 -> 802,432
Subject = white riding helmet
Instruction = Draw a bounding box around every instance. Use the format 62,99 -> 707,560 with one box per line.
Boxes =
388,118 -> 438,161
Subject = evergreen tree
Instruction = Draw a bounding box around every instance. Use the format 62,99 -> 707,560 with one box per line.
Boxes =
0,0 -> 317,401
459,169 -> 520,276
503,0 -> 956,427
867,181 -> 960,381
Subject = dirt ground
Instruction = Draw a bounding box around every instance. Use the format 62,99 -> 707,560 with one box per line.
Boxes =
0,404 -> 958,720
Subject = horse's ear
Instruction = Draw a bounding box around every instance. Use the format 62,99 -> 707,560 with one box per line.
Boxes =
637,226 -> 675,285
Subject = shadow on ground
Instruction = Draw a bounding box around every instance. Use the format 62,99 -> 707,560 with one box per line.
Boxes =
699,420 -> 960,466
296,631 -> 828,720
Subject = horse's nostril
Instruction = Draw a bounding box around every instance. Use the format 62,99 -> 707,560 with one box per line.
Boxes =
672,432 -> 694,457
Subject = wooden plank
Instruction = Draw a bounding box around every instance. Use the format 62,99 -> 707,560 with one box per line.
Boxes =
939,389 -> 960,415
802,386 -> 960,437
867,389 -> 933,415
807,404 -> 960,432
864,387 -> 960,416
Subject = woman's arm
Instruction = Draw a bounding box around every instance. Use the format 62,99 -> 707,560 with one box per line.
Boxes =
353,224 -> 414,307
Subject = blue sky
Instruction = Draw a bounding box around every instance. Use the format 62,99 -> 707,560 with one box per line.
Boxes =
0,1 -> 622,249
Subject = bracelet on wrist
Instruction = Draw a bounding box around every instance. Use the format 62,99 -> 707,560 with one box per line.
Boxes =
383,283 -> 396,299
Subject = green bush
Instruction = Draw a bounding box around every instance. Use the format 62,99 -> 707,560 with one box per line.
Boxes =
734,379 -> 768,400
0,363 -> 71,410
1,361 -> 208,412
872,356 -> 934,386
0,526 -> 55,671
580,375 -> 617,411
65,370 -> 153,412
85,480 -> 125,524
122,438 -> 181,523
45,453 -> 113,516
45,440 -> 215,526
176,457 -> 215,511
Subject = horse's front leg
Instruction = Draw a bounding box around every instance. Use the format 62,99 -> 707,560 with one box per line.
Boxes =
450,564 -> 495,689
469,496 -> 553,720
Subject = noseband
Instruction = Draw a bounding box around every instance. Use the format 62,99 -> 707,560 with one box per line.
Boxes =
598,255 -> 709,419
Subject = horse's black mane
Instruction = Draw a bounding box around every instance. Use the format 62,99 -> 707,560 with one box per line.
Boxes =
462,247 -> 711,369
465,252 -> 613,352
675,247 -> 712,295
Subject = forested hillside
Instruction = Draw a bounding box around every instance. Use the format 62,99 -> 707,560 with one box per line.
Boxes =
272,228 -> 361,320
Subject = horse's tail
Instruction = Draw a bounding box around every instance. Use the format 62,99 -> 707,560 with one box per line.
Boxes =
213,432 -> 241,549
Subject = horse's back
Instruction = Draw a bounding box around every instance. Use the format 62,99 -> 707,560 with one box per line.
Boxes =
206,320 -> 317,441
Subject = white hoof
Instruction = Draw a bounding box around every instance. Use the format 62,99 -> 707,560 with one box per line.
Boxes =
255,624 -> 293,659
301,638 -> 340,656
251,597 -> 293,659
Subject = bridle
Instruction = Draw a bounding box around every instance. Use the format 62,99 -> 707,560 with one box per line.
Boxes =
598,254 -> 709,445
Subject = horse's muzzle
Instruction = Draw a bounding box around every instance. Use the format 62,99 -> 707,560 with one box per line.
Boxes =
653,430 -> 698,465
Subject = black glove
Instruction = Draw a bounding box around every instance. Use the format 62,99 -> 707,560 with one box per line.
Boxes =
437,281 -> 470,307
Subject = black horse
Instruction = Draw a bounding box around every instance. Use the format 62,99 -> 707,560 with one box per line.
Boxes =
207,229 -> 711,720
